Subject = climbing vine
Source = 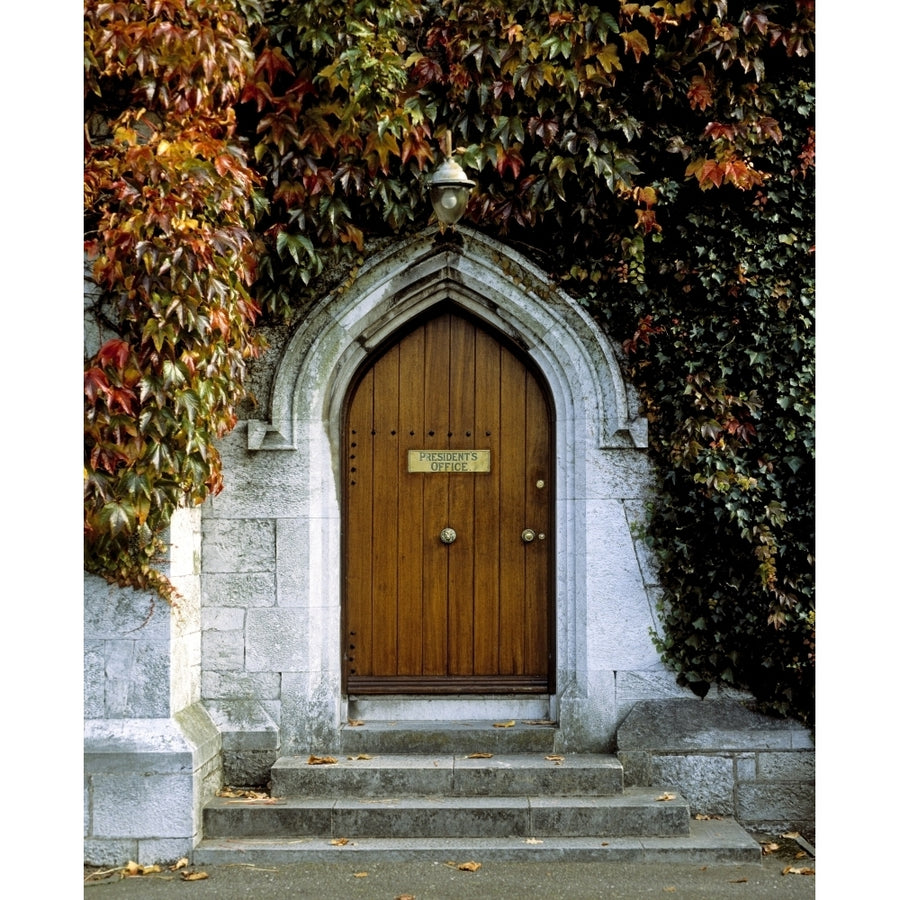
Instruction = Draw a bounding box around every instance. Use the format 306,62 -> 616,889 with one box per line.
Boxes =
85,0 -> 814,723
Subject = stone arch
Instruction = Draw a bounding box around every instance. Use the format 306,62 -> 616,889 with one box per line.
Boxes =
243,227 -> 658,754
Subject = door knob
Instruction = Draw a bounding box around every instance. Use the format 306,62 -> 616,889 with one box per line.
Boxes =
521,529 -> 536,543
440,527 -> 457,544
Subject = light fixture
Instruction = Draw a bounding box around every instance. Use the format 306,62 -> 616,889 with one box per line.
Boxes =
428,134 -> 475,230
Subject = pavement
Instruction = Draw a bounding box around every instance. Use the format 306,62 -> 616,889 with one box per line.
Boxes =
84,835 -> 817,899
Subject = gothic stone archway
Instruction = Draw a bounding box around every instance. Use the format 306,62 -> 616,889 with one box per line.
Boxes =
201,228 -> 664,756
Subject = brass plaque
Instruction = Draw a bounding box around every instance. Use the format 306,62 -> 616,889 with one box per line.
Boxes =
408,450 -> 491,473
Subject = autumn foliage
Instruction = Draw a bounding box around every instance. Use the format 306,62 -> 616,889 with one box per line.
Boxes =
85,1 -> 814,722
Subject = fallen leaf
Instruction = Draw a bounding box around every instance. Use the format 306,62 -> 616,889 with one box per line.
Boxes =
545,754 -> 565,762
331,838 -> 350,846
171,858 -> 189,871
182,871 -> 209,881
308,755 -> 338,765
457,861 -> 482,872
141,865 -> 162,874
353,872 -> 368,878
782,830 -> 801,839
348,719 -> 365,726
729,877 -> 748,883
467,752 -> 494,759
694,813 -> 722,820
524,838 -> 543,844
123,861 -> 141,877
395,895 -> 415,900
782,866 -> 815,876
347,754 -> 374,760
656,792 -> 676,801
663,887 -> 676,893
217,788 -> 269,799
794,851 -> 808,859
493,720 -> 515,728
762,842 -> 781,855
601,841 -> 609,846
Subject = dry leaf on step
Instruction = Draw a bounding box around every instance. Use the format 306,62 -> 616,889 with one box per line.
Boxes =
331,838 -> 350,846
457,861 -> 482,872
655,792 -> 676,801
347,719 -> 365,726
182,871 -> 209,881
308,755 -> 338,765
524,838 -> 543,845
170,858 -> 189,871
466,752 -> 493,759
782,866 -> 815,876
493,720 -> 515,728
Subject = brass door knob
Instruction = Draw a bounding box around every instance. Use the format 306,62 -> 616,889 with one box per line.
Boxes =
440,527 -> 457,544
521,529 -> 536,543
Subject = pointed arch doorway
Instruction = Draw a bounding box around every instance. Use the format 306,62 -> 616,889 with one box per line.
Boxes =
342,306 -> 555,695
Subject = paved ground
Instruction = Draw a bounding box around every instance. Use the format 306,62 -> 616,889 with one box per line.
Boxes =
85,836 -> 816,899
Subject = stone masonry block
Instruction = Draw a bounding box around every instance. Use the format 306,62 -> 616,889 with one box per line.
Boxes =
104,640 -> 170,718
591,449 -> 655,500
202,670 -> 281,700
203,572 -> 276,607
756,750 -> 815,782
84,642 -> 105,718
83,839 -> 138,868
92,773 -> 194,838
202,629 -> 245,671
617,699 -> 805,752
276,518 -> 308,606
85,576 -> 169,641
134,838 -> 194,867
735,754 -> 756,782
202,519 -> 275,573
202,608 -> 246,632
736,782 -> 815,827
245,608 -> 307,672
651,754 -> 735,816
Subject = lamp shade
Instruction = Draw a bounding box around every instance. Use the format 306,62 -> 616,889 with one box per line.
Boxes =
428,158 -> 475,227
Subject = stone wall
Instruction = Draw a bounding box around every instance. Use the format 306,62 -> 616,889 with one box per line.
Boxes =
617,699 -> 815,837
84,508 -> 222,865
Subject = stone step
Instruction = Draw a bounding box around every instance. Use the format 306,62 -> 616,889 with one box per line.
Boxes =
203,787 -> 690,840
338,719 -> 558,754
194,817 -> 762,865
272,752 -> 624,798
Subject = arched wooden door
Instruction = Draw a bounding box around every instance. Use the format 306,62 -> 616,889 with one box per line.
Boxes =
343,308 -> 554,694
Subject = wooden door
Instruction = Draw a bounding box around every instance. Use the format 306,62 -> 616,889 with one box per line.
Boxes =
343,308 -> 553,693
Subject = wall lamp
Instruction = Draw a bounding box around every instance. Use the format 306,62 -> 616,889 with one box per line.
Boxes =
428,134 -> 475,230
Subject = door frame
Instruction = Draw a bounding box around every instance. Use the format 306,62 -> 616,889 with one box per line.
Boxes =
252,228 -> 651,753
339,304 -> 557,696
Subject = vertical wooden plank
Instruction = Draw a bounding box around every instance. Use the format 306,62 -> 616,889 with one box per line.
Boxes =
397,326 -> 425,675
422,314 -> 451,675
524,371 -> 551,675
345,368 -> 374,678
371,343 -> 401,675
473,327 -> 501,675
498,347 -> 527,674
447,314 -> 477,675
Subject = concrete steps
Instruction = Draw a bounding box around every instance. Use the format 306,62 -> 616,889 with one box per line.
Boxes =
195,723 -> 762,864
338,719 -> 558,754
194,819 -> 762,865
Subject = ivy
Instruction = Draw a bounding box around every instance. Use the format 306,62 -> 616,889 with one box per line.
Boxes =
85,0 -> 814,724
